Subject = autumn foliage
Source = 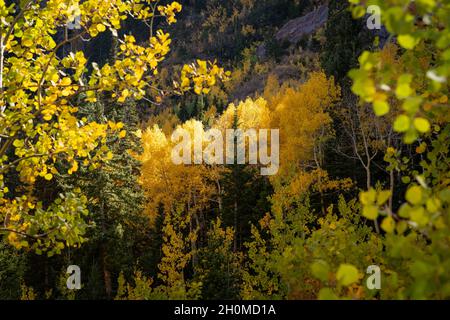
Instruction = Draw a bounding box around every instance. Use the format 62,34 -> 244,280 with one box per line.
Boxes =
0,0 -> 449,301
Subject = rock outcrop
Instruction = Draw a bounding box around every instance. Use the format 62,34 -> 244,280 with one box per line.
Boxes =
275,5 -> 329,44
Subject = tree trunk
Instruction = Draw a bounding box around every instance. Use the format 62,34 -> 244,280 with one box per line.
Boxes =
100,244 -> 112,299
100,200 -> 112,298
365,163 -> 371,190
233,197 -> 238,252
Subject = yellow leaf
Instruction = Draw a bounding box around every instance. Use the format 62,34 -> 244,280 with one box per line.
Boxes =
413,117 -> 430,133
381,216 -> 395,233
362,205 -> 379,220
373,101 -> 389,116
134,129 -> 142,138
336,264 -> 359,286
360,189 -> 376,205
60,77 -> 72,86
377,190 -> 391,206
393,115 -> 411,132
97,24 -> 106,32
398,34 -> 419,49
405,185 -> 423,205
13,139 -> 24,148
68,161 -> 79,174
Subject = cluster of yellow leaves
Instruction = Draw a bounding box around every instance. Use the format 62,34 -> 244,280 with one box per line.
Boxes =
127,0 -> 181,27
0,191 -> 90,255
272,72 -> 339,176
179,60 -> 231,95
361,183 -> 447,234
138,122 -> 221,293
157,1 -> 182,25
215,97 -> 273,165
265,72 -> 347,215
138,122 -> 219,224
0,0 -> 211,252
216,97 -> 271,131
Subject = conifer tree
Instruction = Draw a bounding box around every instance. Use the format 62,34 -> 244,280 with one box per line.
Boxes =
321,0 -> 374,83
61,96 -> 147,298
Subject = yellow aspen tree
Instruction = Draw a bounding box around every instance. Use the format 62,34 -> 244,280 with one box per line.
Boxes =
268,72 -> 350,216
138,120 -> 217,297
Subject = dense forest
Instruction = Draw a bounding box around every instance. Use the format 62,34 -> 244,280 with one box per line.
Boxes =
0,0 -> 449,300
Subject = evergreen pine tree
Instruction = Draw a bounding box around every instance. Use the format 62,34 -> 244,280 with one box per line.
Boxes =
321,0 -> 374,83
61,97 -> 148,299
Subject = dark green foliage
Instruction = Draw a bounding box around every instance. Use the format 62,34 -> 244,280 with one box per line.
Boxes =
321,0 -> 374,82
265,38 -> 290,62
194,220 -> 243,300
0,243 -> 26,299
168,0 -> 306,63
63,98 -> 148,298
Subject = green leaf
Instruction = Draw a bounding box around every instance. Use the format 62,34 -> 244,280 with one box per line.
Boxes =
318,288 -> 338,300
410,207 -> 428,226
393,115 -> 411,132
336,264 -> 359,286
398,34 -> 419,49
402,97 -> 422,114
396,221 -> 408,234
404,129 -> 418,144
385,9 -> 414,34
352,6 -> 366,19
395,74 -> 413,99
350,70 -> 377,101
426,198 -> 441,213
311,260 -> 330,282
438,189 -> 450,202
14,29 -> 23,38
398,203 -> 412,218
